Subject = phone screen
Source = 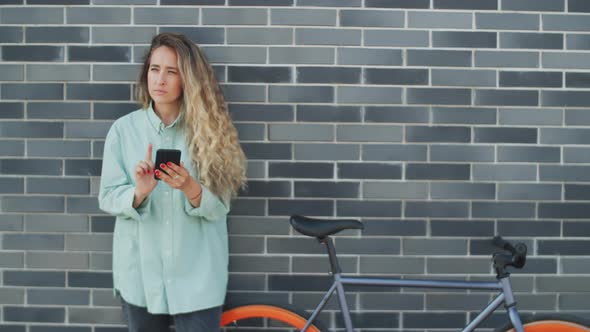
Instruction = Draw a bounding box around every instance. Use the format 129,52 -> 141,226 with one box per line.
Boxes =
154,149 -> 182,180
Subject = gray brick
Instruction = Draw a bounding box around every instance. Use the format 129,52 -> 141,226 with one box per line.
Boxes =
541,165 -> 590,182
407,88 -> 471,105
340,9 -> 404,27
363,219 -> 426,236
539,202 -> 590,218
0,102 -> 23,119
4,307 -> 64,323
543,52 -> 590,69
500,32 -> 563,49
269,47 -> 334,64
90,253 -> 112,270
228,216 -> 290,235
408,49 -> 471,67
93,141 -> 105,159
0,7 -> 63,24
497,220 -> 560,236
235,123 -> 264,141
27,178 -> 89,195
498,183 -> 561,201
297,105 -> 361,122
406,201 -> 469,218
69,46 -> 130,62
431,145 -> 493,162
365,0 -> 427,8
338,162 -> 402,180
364,68 -> 427,85
338,48 -> 402,66
566,185 -> 590,201
94,102 -> 140,120
541,128 -> 590,144
570,0 -> 590,12
67,7 -> 130,24
0,252 -> 23,268
431,182 -> 495,200
65,159 -> 101,176
2,83 -> 64,100
498,146 -> 560,163
267,237 -> 325,254
362,144 -> 427,161
337,86 -> 402,104
228,28 -> 291,45
67,84 -> 129,101
560,294 -> 590,310
3,233 -> 64,250
244,162 -> 264,179
0,27 -> 22,43
542,91 -> 590,107
229,103 -> 293,121
365,30 -> 429,47
28,289 -> 89,305
28,140 -> 90,158
95,0 -> 155,3
499,108 -> 562,126
337,124 -> 402,142
472,202 -> 535,218
475,89 -> 539,106
409,11 -> 471,29
537,276 -> 590,292
564,220 -> 590,235
428,259 -> 491,274
299,0 -> 359,6
67,197 -> 101,214
545,14 -> 590,32
4,271 -> 64,287
0,140 -> 24,156
503,0 -> 563,11
539,240 -> 590,255
1,196 -> 64,213
474,164 -> 537,181
269,86 -> 333,103
563,147 -> 590,164
0,159 -> 63,176
404,238 -> 467,255
240,181 -> 290,198
406,163 -> 470,180
242,143 -> 291,160
434,0 -> 497,10
159,27 -> 224,45
299,67 -> 360,84
270,162 -> 332,178
296,28 -> 361,46
271,8 -> 336,26
406,126 -> 470,143
227,274 -> 266,292
431,219 -> 494,237
229,0 -> 292,5
475,50 -> 539,68
335,237 -> 400,253
269,124 -> 333,141
204,8 -> 266,25
222,84 -> 266,102
360,294 -> 423,311
567,34 -> 590,50
66,234 -> 112,251
365,106 -> 429,123
500,71 -> 562,88
90,216 -> 114,233
26,64 -> 90,82
27,102 -> 91,120
476,13 -> 539,30
229,256 -> 289,272
26,27 -> 88,43
0,65 -> 23,81
433,107 -> 496,125
0,178 -> 23,194
65,122 -> 111,139
25,214 -> 88,232
364,181 -> 428,199
294,143 -> 359,160
433,31 -> 497,48
293,256 -> 357,274
562,258 -> 590,273
566,72 -> 590,87
0,288 -> 24,304
68,307 -> 123,324
205,45 -> 269,64
0,214 -> 23,231
432,69 -> 496,87
360,256 -> 424,274
134,7 -> 197,25
295,181 -> 358,198
161,0 -> 222,4
229,66 -> 290,83
92,27 -> 155,44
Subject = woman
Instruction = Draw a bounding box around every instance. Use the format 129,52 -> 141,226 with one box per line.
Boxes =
98,33 -> 246,332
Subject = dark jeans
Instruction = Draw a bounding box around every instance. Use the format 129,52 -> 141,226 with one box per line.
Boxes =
120,296 -> 222,332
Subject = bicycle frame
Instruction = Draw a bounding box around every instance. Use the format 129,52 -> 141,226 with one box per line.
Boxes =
300,238 -> 525,332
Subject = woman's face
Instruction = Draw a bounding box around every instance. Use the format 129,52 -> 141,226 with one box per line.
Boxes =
147,46 -> 183,107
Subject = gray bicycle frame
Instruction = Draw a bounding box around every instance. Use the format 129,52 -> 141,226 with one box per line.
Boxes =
300,238 -> 525,332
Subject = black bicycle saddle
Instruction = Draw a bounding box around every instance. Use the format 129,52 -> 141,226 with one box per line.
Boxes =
290,214 -> 364,238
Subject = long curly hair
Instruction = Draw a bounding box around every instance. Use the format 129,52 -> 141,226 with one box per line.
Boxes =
137,32 -> 246,201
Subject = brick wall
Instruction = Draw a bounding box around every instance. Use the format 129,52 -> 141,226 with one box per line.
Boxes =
1,0 -> 590,330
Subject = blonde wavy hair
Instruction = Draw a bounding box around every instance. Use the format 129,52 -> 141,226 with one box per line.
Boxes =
137,32 -> 247,200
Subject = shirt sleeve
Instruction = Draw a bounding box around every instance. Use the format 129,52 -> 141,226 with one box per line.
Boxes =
98,125 -> 151,221
183,184 -> 229,221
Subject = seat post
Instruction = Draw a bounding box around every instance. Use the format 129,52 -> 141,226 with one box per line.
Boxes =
319,236 -> 341,275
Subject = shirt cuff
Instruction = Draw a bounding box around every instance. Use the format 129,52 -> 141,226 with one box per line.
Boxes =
183,184 -> 229,220
122,187 -> 151,221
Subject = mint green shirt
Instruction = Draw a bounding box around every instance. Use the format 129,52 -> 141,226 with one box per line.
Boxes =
98,104 -> 230,315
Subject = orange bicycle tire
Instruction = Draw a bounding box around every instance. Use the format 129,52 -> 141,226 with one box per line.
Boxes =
499,316 -> 590,332
221,303 -> 324,331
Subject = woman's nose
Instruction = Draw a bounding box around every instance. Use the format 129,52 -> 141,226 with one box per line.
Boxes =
156,72 -> 166,85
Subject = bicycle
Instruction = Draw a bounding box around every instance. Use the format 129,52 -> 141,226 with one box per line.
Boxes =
220,214 -> 590,331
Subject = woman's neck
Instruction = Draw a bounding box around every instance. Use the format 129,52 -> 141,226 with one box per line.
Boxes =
153,102 -> 180,126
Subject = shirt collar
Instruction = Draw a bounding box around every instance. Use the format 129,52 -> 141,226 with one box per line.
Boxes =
146,101 -> 183,134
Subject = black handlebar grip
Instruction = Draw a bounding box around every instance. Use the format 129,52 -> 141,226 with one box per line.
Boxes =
492,236 -> 516,253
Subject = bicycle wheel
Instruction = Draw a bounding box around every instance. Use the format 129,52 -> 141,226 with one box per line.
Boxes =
221,302 -> 327,331
498,314 -> 590,332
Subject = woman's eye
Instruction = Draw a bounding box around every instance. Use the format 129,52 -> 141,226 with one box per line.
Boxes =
168,71 -> 177,75
150,68 -> 158,72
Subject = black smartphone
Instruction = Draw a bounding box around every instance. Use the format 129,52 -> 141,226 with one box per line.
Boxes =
154,149 -> 182,180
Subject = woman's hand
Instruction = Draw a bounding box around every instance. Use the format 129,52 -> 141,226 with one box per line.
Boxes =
155,161 -> 202,204
133,143 -> 157,207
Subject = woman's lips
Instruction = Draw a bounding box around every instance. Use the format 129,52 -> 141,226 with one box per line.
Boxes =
153,90 -> 167,95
